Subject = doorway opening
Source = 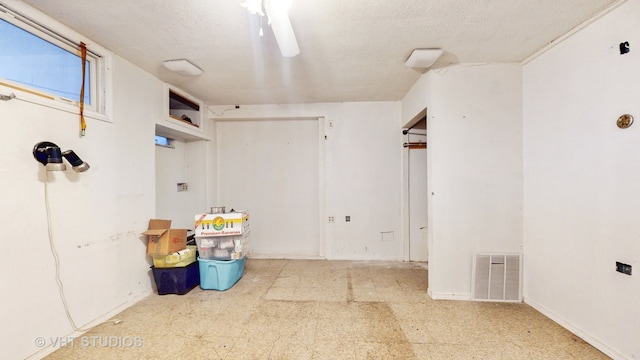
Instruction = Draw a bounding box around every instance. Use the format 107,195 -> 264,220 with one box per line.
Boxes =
403,109 -> 428,262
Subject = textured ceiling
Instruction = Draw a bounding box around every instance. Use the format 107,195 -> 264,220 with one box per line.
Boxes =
21,0 -> 619,105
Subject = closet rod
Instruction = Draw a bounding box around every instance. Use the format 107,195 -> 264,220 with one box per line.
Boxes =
403,142 -> 427,149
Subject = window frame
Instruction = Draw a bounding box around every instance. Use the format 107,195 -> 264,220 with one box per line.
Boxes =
0,2 -> 112,122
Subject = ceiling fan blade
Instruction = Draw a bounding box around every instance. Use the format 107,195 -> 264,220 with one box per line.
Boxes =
264,3 -> 299,57
240,0 -> 264,16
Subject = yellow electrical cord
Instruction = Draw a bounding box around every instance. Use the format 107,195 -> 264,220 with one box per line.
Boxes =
79,42 -> 87,137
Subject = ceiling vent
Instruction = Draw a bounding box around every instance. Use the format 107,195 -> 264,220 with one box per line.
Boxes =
472,253 -> 522,302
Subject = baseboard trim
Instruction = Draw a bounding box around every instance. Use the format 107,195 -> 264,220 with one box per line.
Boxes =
247,254 -> 326,260
428,290 -> 471,301
26,289 -> 152,360
525,297 -> 629,360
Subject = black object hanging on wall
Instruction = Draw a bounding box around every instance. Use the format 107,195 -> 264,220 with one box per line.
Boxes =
33,141 -> 90,172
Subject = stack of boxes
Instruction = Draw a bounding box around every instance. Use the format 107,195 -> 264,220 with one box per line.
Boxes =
143,219 -> 199,295
194,209 -> 249,291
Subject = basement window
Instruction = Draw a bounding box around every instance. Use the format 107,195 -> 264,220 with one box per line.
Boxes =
155,135 -> 173,148
0,5 -> 110,119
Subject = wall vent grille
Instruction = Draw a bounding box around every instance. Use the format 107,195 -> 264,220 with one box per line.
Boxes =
472,253 -> 522,302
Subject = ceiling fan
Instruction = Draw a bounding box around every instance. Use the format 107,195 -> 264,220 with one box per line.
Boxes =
241,0 -> 300,57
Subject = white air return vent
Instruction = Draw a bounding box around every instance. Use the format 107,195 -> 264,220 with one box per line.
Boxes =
472,253 -> 522,302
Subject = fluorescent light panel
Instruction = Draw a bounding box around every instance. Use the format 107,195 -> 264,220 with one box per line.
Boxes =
162,59 -> 203,76
405,49 -> 443,68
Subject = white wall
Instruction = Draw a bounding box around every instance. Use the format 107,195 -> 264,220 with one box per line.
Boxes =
328,102 -> 403,259
1,57 -> 161,359
523,1 -> 640,358
401,74 -> 432,125
216,118 -> 321,257
184,139 -> 212,219
210,102 -> 403,260
156,139 -> 188,226
155,138 -> 211,229
156,85 -> 214,229
0,3 -> 171,358
403,64 -> 524,299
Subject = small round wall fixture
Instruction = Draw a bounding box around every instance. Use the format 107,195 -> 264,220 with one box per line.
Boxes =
617,114 -> 634,129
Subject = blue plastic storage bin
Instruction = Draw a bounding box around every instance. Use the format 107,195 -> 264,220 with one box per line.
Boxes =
198,256 -> 246,291
152,261 -> 199,295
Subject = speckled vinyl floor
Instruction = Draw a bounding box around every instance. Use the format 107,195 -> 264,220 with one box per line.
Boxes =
45,259 -> 609,359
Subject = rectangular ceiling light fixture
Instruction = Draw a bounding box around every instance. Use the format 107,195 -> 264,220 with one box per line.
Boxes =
162,59 -> 203,76
405,48 -> 443,68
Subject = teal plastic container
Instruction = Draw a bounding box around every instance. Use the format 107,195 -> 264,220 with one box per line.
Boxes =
198,256 -> 245,291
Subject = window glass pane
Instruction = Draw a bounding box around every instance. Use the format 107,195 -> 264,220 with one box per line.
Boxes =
0,18 -> 90,104
155,136 -> 171,147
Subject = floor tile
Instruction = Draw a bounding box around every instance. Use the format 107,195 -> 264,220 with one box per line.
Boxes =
42,259 -> 610,360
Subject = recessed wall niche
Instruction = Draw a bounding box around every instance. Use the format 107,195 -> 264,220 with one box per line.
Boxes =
166,86 -> 203,131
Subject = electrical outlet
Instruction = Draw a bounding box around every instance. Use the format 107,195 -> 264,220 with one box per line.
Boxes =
328,120 -> 334,128
616,262 -> 632,275
328,216 -> 335,223
345,216 -> 350,222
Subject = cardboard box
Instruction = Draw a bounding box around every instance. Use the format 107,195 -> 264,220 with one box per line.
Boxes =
194,211 -> 249,237
143,219 -> 187,256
